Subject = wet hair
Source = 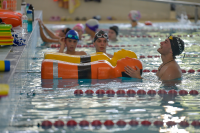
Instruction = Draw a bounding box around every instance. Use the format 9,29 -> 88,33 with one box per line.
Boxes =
62,28 -> 71,35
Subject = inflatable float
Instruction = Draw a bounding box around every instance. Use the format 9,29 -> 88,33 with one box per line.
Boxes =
0,24 -> 13,45
41,57 -> 143,79
44,49 -> 137,66
0,60 -> 10,71
0,84 -> 9,98
0,9 -> 22,27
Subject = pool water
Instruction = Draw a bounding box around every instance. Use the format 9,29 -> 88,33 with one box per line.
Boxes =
1,24 -> 200,133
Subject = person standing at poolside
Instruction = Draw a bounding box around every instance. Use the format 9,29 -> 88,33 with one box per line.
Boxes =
93,30 -> 113,58
85,19 -> 99,41
124,36 -> 185,80
59,30 -> 87,55
108,26 -> 119,42
37,18 -> 71,43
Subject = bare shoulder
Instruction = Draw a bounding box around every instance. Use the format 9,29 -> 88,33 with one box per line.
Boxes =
160,65 -> 182,80
76,51 -> 87,55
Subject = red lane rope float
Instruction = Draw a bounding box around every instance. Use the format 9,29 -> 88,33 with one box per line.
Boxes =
104,120 -> 114,127
147,55 -> 153,58
141,120 -> 151,126
147,90 -> 157,96
154,121 -> 163,127
191,121 -> 200,127
129,120 -> 139,126
54,120 -> 64,128
41,120 -> 53,129
91,120 -> 102,127
96,89 -> 105,95
116,120 -> 126,127
143,69 -> 150,73
66,120 -> 77,127
73,89 -> 199,97
166,121 -> 176,127
179,90 -> 188,96
116,90 -> 126,96
79,120 -> 89,127
85,89 -> 94,95
188,69 -> 195,73
40,120 -> 200,128
168,90 -> 177,96
74,89 -> 83,95
77,44 -> 82,48
179,121 -> 189,127
50,44 -> 60,48
151,70 -> 158,73
127,89 -> 136,97
106,90 -> 115,95
137,89 -> 146,95
189,90 -> 199,96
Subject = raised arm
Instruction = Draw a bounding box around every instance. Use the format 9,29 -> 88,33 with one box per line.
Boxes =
58,37 -> 66,53
37,18 -> 60,39
39,22 -> 59,43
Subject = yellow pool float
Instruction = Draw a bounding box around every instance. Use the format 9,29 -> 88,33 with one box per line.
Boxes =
44,49 -> 137,66
0,84 -> 9,97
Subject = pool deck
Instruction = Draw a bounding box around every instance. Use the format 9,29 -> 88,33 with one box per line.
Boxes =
0,11 -> 42,84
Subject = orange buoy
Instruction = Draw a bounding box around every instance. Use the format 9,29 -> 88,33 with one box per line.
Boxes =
41,57 -> 143,79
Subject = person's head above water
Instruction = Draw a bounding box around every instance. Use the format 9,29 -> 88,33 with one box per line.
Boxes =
93,30 -> 109,53
158,36 -> 184,58
108,26 -> 119,42
65,30 -> 79,52
85,19 -> 99,34
73,23 -> 84,40
128,10 -> 141,27
58,28 -> 71,37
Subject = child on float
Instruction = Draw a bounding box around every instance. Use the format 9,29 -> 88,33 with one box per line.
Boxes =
59,30 -> 87,55
93,30 -> 113,58
37,18 -> 71,43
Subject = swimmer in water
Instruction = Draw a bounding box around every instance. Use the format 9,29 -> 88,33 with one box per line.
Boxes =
37,18 -> 71,43
73,23 -> 84,41
108,26 -> 119,42
128,10 -> 141,27
93,30 -> 113,58
125,36 -> 185,81
59,30 -> 87,55
85,19 -> 99,41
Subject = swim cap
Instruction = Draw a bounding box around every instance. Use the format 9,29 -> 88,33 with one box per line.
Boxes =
65,30 -> 79,41
128,10 -> 141,21
168,36 -> 184,56
109,26 -> 119,36
85,19 -> 99,32
93,30 -> 109,43
73,23 -> 84,32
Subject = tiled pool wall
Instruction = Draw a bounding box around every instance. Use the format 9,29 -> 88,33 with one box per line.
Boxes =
0,11 -> 42,130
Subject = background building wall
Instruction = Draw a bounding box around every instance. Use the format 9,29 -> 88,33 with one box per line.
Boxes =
17,0 -> 200,21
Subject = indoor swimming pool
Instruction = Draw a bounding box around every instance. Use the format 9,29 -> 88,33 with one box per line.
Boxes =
1,23 -> 200,133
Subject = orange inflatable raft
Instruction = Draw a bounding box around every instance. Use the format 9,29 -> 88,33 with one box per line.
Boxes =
0,9 -> 22,27
41,57 -> 143,79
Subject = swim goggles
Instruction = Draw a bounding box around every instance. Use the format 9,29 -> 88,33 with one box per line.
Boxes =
67,34 -> 79,40
96,32 -> 108,39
